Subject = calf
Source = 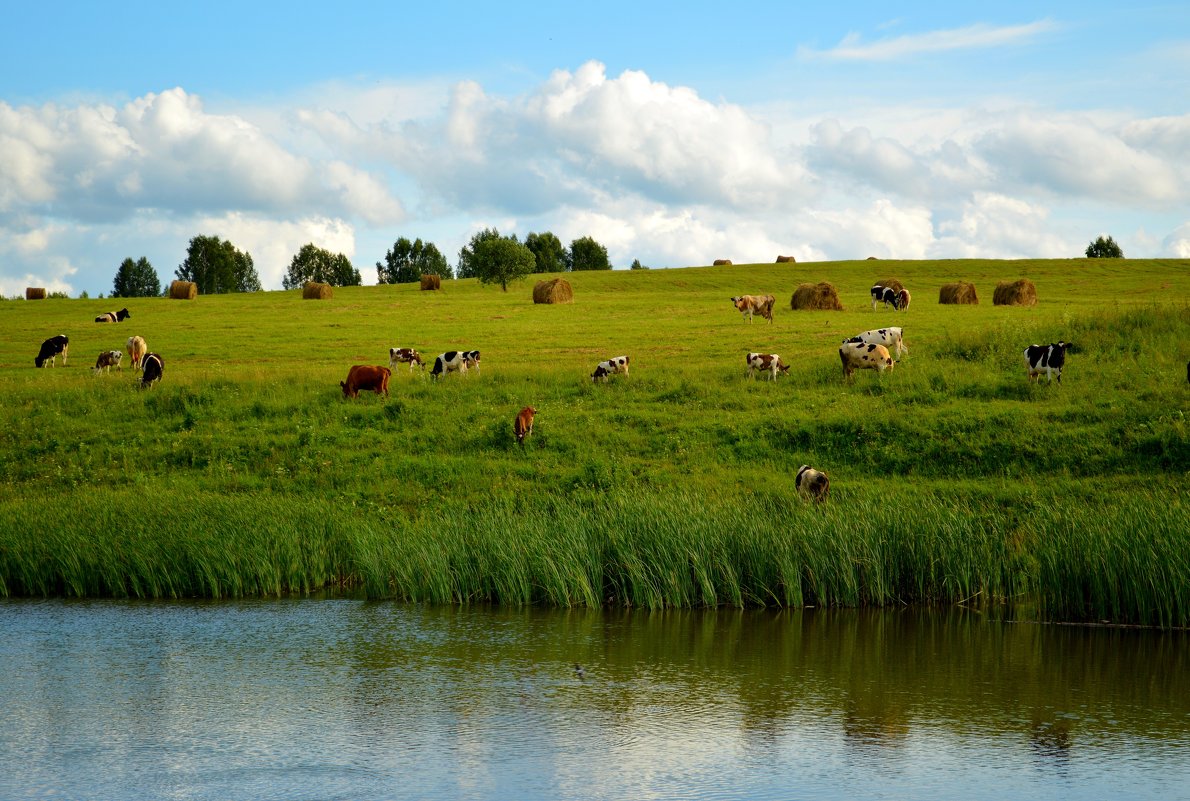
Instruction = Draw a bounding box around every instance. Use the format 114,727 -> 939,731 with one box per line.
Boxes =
746,352 -> 789,380
126,336 -> 147,371
140,353 -> 164,388
95,307 -> 131,323
340,365 -> 390,398
591,355 -> 630,382
514,406 -> 537,447
389,347 -> 424,372
1024,342 -> 1070,384
839,341 -> 894,379
870,285 -> 902,311
897,288 -> 911,311
93,350 -> 123,373
795,465 -> 830,502
844,327 -> 908,358
730,295 -> 776,323
35,335 -> 69,368
462,350 -> 481,372
430,351 -> 468,379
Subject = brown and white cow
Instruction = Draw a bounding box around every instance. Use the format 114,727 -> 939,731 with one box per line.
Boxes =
746,352 -> 789,380
795,465 -> 830,502
514,406 -> 537,447
340,365 -> 391,398
140,353 -> 164,388
839,341 -> 894,379
126,336 -> 147,371
730,295 -> 775,323
95,308 -> 130,323
389,347 -> 424,372
93,350 -> 123,373
592,355 -> 630,382
843,327 -> 907,358
896,288 -> 911,311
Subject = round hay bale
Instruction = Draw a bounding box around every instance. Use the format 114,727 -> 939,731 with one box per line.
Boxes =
867,256 -> 879,260
712,259 -> 733,266
302,281 -> 333,300
790,282 -> 843,311
939,281 -> 978,305
876,278 -> 905,293
420,274 -> 442,291
533,278 -> 573,304
775,255 -> 796,263
993,278 -> 1037,307
169,280 -> 197,300
25,287 -> 46,300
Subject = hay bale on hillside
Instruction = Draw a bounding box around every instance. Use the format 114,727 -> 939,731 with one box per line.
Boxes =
993,278 -> 1037,307
25,287 -> 46,300
939,281 -> 978,305
533,278 -> 573,304
420,274 -> 441,291
302,282 -> 333,300
713,259 -> 733,266
876,278 -> 905,293
169,280 -> 197,300
791,282 -> 843,311
775,255 -> 796,263
867,256 -> 879,260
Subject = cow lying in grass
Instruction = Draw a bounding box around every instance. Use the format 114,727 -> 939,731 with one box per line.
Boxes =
95,308 -> 130,323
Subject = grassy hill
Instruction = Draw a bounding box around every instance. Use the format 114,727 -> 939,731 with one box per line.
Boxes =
2,259 -> 1188,624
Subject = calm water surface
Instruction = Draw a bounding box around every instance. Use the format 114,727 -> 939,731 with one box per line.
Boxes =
1,600 -> 1187,801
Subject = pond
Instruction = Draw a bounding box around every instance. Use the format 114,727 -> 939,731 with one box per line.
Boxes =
1,600 -> 1187,800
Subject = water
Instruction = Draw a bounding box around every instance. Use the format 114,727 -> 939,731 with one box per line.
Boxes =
1,600 -> 1187,801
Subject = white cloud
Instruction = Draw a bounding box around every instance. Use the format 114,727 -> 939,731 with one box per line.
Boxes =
1163,223 -> 1190,257
933,193 -> 1071,258
801,20 -> 1058,61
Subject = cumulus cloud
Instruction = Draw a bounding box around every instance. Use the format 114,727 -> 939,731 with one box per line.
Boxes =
1163,223 -> 1190,257
801,20 -> 1057,61
933,193 -> 1071,258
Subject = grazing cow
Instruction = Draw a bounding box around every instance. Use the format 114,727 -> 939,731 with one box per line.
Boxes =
514,406 -> 537,447
1023,342 -> 1070,384
592,355 -> 630,382
746,352 -> 789,380
462,350 -> 481,372
870,285 -> 903,311
896,288 -> 911,311
389,347 -> 424,372
93,350 -> 123,373
140,353 -> 164,388
340,364 -> 391,398
839,341 -> 894,379
126,336 -> 147,371
95,308 -> 131,323
730,295 -> 776,324
35,335 -> 69,368
795,465 -> 830,502
844,327 -> 908,359
430,351 -> 468,379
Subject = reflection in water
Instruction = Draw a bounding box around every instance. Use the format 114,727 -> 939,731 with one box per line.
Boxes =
0,601 -> 1187,801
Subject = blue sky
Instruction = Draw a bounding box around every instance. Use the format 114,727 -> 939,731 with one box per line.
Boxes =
2,1 -> 1188,294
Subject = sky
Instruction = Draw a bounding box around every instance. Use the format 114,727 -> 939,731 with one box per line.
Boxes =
1,1 -> 1188,296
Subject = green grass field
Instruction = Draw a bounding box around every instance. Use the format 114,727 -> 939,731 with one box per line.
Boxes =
2,258 -> 1188,624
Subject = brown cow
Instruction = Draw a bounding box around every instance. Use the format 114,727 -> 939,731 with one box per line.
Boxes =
340,365 -> 391,398
730,295 -> 775,323
839,341 -> 894,379
93,350 -> 123,373
514,406 -> 537,447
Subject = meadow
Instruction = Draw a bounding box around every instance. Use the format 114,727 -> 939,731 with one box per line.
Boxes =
1,258 -> 1187,625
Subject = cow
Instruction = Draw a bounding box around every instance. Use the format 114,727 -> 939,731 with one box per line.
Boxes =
870,285 -> 902,311
140,353 -> 164,388
462,350 -> 481,373
839,341 -> 894,379
340,364 -> 391,398
388,347 -> 424,372
746,352 -> 789,380
95,308 -> 131,323
430,351 -> 468,379
35,335 -> 69,368
1024,342 -> 1070,384
896,288 -> 911,311
730,295 -> 776,324
93,350 -> 123,373
126,336 -> 147,371
592,355 -> 630,382
795,465 -> 830,502
514,406 -> 537,447
843,327 -> 908,359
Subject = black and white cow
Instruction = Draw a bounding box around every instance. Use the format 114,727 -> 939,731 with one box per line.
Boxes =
870,285 -> 902,311
844,327 -> 908,358
93,350 -> 123,373
430,351 -> 468,379
462,350 -> 481,372
35,335 -> 69,368
1024,342 -> 1070,384
795,465 -> 830,502
95,308 -> 130,323
140,353 -> 164,388
591,355 -> 630,382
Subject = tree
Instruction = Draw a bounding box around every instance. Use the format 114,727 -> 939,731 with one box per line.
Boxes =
456,228 -> 506,280
524,231 -> 568,273
473,236 -> 536,291
112,257 -> 161,298
568,236 -> 611,271
175,235 -> 261,294
283,243 -> 361,289
376,237 -> 452,284
630,259 -> 648,270
1086,235 -> 1124,258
